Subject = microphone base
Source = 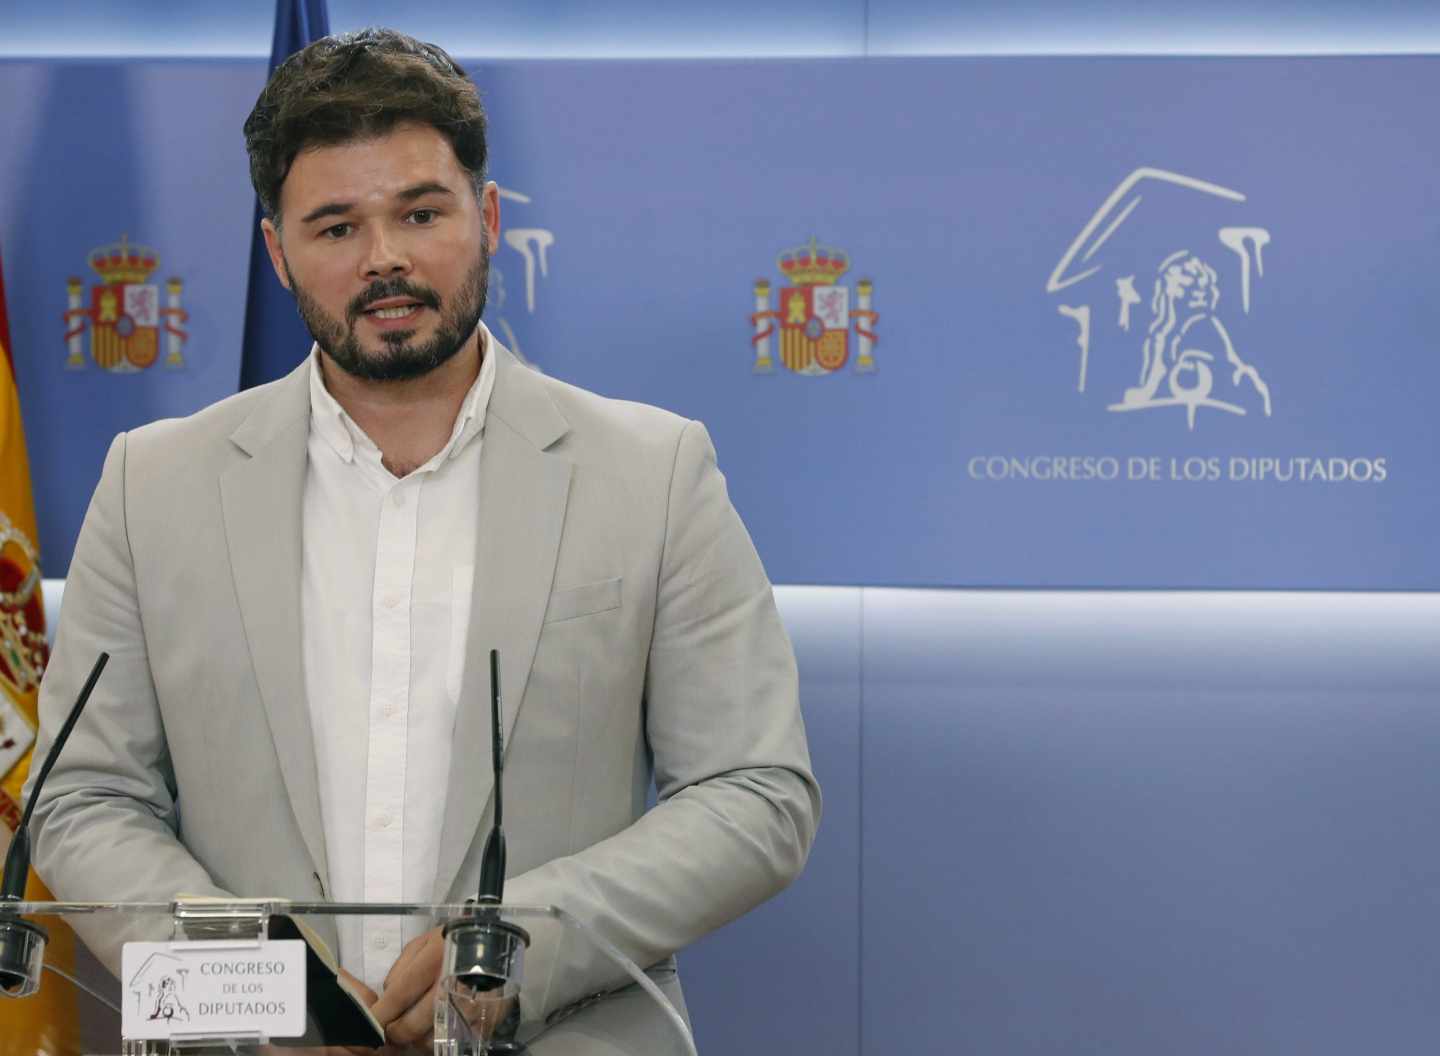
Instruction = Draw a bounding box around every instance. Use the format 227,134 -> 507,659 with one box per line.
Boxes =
0,916 -> 48,998
441,915 -> 530,994
437,914 -> 530,1053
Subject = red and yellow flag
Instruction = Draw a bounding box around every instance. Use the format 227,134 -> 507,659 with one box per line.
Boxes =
0,246 -> 80,1054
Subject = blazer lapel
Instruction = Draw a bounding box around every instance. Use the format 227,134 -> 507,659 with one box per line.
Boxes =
434,341 -> 572,901
218,361 -> 330,889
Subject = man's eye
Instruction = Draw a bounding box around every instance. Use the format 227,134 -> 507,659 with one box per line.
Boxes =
322,223 -> 352,239
409,209 -> 437,224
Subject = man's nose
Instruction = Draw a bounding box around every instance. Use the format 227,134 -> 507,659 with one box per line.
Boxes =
361,226 -> 410,278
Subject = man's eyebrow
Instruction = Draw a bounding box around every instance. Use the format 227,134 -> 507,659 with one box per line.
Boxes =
397,182 -> 456,203
300,201 -> 355,225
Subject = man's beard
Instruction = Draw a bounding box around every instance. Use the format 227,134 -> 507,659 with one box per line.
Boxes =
287,243 -> 489,382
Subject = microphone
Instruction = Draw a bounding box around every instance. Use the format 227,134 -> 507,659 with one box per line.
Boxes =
439,649 -> 529,1050
0,652 -> 109,996
476,648 -> 506,908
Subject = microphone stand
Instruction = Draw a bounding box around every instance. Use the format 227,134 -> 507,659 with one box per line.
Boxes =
439,648 -> 530,1053
0,652 -> 109,996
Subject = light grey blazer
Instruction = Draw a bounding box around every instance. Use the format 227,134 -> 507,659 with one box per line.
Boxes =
27,340 -> 820,1041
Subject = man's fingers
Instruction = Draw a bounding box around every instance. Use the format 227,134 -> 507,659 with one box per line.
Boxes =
387,930 -> 429,979
367,926 -> 446,1048
370,969 -> 430,1026
371,930 -> 444,1024
384,978 -> 440,1047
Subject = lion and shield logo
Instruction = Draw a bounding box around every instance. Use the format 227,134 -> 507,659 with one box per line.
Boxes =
1047,167 -> 1273,431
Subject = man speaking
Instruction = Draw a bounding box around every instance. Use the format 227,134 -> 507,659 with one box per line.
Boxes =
27,28 -> 819,1050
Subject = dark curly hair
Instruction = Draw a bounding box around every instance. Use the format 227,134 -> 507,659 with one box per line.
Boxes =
243,28 -> 488,224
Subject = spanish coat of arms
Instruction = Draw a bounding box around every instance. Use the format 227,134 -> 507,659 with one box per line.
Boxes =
63,235 -> 188,372
751,238 -> 877,376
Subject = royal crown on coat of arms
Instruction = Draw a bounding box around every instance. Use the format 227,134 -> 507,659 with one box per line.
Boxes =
750,237 -> 878,376
63,235 -> 188,372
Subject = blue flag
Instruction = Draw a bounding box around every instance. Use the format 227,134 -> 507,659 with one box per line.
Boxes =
238,0 -> 330,390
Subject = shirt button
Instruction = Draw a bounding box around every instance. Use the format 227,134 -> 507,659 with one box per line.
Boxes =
382,594 -> 401,609
373,813 -> 392,830
374,934 -> 388,950
392,490 -> 406,507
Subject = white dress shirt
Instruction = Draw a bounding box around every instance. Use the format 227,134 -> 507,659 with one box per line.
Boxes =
301,332 -> 495,991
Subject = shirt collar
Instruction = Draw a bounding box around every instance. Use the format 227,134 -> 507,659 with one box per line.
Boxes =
308,323 -> 497,472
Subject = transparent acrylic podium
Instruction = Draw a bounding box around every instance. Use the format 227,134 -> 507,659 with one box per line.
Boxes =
0,900 -> 698,1055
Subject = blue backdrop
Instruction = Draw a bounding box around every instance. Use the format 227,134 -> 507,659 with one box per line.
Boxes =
1,56 -> 1436,589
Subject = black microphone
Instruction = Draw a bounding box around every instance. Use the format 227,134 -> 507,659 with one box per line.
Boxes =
0,651 -> 109,996
476,648 -> 506,908
440,649 -> 529,1050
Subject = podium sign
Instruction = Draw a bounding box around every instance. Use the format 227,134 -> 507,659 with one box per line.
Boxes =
119,939 -> 305,1043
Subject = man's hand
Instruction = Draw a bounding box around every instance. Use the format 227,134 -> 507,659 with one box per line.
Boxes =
372,928 -> 445,1048
372,927 -> 514,1049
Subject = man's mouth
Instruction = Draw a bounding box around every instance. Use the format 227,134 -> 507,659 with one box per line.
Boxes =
360,298 -> 427,322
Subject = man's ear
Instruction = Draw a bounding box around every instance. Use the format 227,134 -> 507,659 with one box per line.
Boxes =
482,181 -> 501,254
260,217 -> 292,291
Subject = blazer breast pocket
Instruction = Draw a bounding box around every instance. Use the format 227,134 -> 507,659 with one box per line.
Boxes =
544,577 -> 622,624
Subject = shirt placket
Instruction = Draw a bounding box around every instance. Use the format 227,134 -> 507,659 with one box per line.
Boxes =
362,473 -> 421,984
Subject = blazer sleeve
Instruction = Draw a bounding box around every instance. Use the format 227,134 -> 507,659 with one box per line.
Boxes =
505,419 -> 822,1023
26,433 -> 231,974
